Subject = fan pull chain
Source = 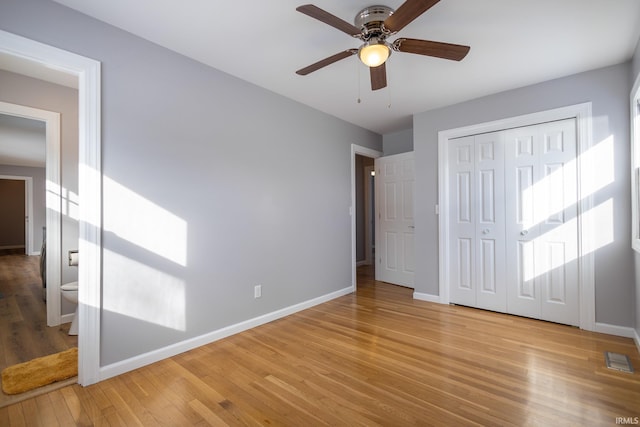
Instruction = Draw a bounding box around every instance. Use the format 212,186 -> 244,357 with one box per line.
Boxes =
387,69 -> 392,109
357,61 -> 362,104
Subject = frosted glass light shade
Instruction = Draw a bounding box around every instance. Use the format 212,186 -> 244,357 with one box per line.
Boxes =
358,43 -> 390,67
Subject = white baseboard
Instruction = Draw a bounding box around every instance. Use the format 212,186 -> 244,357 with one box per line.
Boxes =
634,329 -> 640,355
61,312 -> 74,324
413,291 -> 443,304
594,322 -> 636,339
99,286 -> 354,382
356,260 -> 368,267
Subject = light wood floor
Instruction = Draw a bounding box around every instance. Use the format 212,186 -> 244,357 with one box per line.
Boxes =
1,265 -> 639,425
0,252 -> 77,407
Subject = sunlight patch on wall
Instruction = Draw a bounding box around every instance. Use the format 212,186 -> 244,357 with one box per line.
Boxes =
46,179 -> 62,215
103,176 -> 187,266
580,135 -> 614,199
46,180 -> 79,220
103,249 -> 186,331
581,198 -> 615,256
61,187 -> 79,220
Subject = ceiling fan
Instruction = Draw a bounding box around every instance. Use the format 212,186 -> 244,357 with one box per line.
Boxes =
295,0 -> 470,91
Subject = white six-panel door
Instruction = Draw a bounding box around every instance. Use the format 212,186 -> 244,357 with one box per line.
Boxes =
504,119 -> 579,326
448,132 -> 507,311
375,152 -> 415,288
448,119 -> 579,326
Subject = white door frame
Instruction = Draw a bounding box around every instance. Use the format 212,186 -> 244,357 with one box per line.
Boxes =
0,102 -> 61,326
0,175 -> 33,254
0,30 -> 102,385
437,103 -> 595,331
351,144 -> 382,290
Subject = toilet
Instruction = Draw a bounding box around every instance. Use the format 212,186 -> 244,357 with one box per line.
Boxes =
61,281 -> 78,335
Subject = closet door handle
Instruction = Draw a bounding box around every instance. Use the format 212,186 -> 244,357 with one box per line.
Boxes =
520,230 -> 529,236
482,228 -> 490,235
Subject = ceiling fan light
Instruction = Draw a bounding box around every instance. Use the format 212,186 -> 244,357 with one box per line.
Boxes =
358,42 -> 390,68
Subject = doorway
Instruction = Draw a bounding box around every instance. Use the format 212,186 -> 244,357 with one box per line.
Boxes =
0,29 -> 102,385
0,176 -> 30,255
0,103 -> 61,326
351,145 -> 382,289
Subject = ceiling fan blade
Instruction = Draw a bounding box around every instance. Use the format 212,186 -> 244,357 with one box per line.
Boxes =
296,4 -> 361,37
394,38 -> 470,61
384,0 -> 440,33
370,63 -> 387,91
296,50 -> 357,76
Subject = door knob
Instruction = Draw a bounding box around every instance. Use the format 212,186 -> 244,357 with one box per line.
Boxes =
482,228 -> 490,235
520,230 -> 529,236
408,225 -> 415,229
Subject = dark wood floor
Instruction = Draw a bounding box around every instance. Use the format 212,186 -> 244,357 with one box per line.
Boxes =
0,252 -> 77,407
1,264 -> 639,425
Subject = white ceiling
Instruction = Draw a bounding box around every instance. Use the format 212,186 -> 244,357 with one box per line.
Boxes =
27,0 -> 640,134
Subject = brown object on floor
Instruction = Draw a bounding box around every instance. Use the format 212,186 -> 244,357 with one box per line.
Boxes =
1,347 -> 77,395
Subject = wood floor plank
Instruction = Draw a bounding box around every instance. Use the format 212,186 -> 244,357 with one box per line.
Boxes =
1,265 -> 639,425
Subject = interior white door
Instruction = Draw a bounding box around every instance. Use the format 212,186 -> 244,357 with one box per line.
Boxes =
448,132 -> 507,311
375,152 -> 415,288
448,136 -> 476,306
505,119 -> 579,326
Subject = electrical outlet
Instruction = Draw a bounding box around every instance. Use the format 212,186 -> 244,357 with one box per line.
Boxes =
254,285 -> 262,298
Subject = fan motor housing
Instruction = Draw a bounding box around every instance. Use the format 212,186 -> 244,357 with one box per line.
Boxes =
354,5 -> 394,35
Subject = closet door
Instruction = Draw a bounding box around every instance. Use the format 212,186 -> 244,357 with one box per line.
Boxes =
448,132 -> 506,310
448,136 -> 476,306
474,132 -> 506,312
504,119 -> 579,326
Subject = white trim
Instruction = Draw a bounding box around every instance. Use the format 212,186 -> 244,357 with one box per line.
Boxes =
0,102 -> 62,326
0,30 -> 103,386
630,72 -> 640,252
437,103 -> 595,331
351,144 -> 382,290
634,329 -> 640,355
99,285 -> 353,381
25,177 -> 34,255
61,312 -> 75,324
413,292 -> 441,304
593,322 -> 637,339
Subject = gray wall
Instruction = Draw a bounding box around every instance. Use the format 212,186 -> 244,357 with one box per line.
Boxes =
383,128 -> 413,155
0,69 -> 79,313
414,62 -> 634,328
0,165 -> 45,250
0,0 -> 381,366
632,37 -> 640,83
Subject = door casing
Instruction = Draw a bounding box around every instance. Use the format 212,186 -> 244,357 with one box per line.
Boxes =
0,102 -> 61,326
351,144 -> 382,290
0,30 -> 102,385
